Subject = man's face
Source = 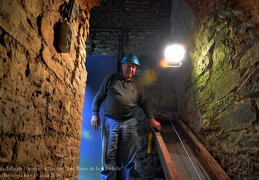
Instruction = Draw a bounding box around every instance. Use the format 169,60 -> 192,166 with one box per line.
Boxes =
121,63 -> 137,81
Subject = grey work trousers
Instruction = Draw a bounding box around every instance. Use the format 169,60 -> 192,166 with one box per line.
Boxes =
101,117 -> 138,180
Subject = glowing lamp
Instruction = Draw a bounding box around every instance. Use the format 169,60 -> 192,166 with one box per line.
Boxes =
162,44 -> 185,67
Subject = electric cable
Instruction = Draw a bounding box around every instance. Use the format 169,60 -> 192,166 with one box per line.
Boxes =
169,119 -> 203,180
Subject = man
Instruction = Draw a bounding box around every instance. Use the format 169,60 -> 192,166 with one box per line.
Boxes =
91,54 -> 161,180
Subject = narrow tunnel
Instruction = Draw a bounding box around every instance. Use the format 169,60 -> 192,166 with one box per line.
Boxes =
0,0 -> 258,180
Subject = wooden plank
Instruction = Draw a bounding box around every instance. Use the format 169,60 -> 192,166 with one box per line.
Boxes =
154,131 -> 180,180
160,126 -> 211,180
177,120 -> 231,180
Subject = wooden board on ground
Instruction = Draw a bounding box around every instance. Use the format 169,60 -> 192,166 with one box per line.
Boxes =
158,125 -> 211,180
154,119 -> 230,180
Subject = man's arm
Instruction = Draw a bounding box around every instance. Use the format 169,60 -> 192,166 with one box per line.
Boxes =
137,83 -> 161,131
91,74 -> 112,130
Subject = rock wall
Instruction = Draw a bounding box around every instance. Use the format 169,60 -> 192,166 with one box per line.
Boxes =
172,0 -> 259,178
0,0 -> 100,179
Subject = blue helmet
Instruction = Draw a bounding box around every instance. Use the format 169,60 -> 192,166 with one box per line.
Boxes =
121,54 -> 140,66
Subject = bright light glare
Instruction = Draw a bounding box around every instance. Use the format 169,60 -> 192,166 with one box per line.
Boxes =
165,44 -> 185,62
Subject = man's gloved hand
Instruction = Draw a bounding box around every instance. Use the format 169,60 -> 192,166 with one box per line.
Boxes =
150,118 -> 161,131
91,114 -> 100,130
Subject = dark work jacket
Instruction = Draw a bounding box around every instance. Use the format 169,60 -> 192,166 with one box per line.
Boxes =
92,73 -> 154,120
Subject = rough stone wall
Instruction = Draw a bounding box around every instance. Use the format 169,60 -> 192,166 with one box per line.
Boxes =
172,0 -> 259,178
0,0 -> 100,179
88,0 -> 171,61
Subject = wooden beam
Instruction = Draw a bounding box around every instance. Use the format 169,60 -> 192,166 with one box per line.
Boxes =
177,120 -> 231,180
154,131 -> 180,180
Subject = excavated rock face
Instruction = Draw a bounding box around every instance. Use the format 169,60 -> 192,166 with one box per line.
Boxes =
0,0 -> 100,179
173,0 -> 259,178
